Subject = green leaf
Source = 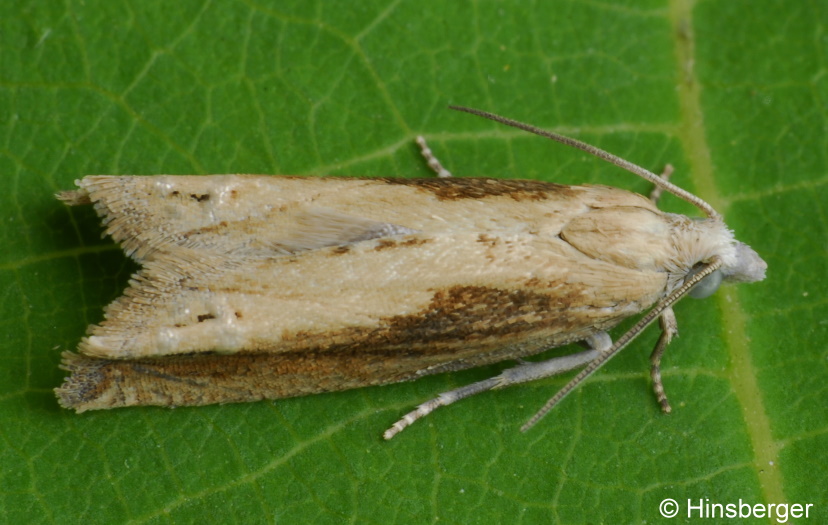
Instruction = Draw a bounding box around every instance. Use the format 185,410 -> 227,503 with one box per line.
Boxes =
1,0 -> 824,523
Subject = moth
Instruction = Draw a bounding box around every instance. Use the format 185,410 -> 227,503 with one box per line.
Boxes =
55,106 -> 767,439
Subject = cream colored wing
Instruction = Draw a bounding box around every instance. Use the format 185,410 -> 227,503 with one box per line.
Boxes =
58,175 -> 675,411
60,175 -> 659,260
79,228 -> 667,360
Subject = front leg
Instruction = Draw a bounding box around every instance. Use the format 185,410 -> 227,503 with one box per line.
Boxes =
650,306 -> 678,413
648,164 -> 678,413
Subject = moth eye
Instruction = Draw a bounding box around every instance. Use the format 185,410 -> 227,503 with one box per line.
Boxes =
687,267 -> 724,299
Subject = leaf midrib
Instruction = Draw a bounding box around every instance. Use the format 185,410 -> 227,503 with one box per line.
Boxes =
670,0 -> 784,507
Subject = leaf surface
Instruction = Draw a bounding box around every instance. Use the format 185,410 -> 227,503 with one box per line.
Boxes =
1,0 -> 824,523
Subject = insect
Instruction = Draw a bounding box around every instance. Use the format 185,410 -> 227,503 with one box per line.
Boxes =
55,106 -> 767,439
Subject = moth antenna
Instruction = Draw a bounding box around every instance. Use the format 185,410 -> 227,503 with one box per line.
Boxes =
520,256 -> 725,432
449,105 -> 722,221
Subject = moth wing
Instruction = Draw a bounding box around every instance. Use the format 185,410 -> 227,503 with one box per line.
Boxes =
80,231 -> 668,367
60,176 -> 423,260
60,176 -> 657,261
59,178 -> 675,411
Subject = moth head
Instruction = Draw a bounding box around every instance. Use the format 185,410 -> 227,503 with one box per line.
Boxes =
722,242 -> 767,282
684,234 -> 768,299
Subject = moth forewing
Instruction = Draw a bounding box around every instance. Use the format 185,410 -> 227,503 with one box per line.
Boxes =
55,107 -> 767,441
56,177 -> 670,411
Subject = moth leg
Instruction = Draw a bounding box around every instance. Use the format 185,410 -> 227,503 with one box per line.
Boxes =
648,164 -> 674,205
650,306 -> 678,413
415,136 -> 453,178
383,332 -> 612,440
643,164 -> 678,412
